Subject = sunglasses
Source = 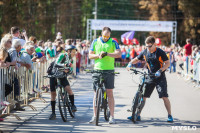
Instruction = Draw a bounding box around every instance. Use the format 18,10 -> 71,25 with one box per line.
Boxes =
102,35 -> 110,39
146,44 -> 153,48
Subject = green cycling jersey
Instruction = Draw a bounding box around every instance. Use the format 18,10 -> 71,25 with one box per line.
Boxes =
55,53 -> 73,72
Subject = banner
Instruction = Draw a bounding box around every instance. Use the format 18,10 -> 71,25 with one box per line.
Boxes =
91,19 -> 175,32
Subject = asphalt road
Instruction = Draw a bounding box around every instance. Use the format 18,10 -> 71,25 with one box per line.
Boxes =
0,68 -> 200,133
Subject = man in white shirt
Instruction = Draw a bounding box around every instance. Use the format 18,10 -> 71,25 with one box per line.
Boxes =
10,26 -> 28,47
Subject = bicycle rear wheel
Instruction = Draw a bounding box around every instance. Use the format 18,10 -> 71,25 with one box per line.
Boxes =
96,88 -> 102,126
131,91 -> 141,123
103,93 -> 110,121
58,88 -> 67,122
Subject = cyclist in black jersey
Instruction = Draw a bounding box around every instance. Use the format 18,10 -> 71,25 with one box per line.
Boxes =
126,36 -> 173,122
48,45 -> 77,120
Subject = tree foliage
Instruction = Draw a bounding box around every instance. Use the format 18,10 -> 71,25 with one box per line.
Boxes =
0,0 -> 83,41
138,0 -> 200,45
138,0 -> 175,45
178,0 -> 200,45
0,0 -> 199,45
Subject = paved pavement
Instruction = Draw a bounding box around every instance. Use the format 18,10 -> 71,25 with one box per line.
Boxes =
0,68 -> 200,133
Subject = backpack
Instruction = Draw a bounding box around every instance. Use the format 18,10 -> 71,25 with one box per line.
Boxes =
46,54 -> 67,75
47,61 -> 56,75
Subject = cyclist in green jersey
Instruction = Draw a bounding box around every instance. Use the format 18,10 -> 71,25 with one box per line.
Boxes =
88,27 -> 121,124
49,45 -> 77,120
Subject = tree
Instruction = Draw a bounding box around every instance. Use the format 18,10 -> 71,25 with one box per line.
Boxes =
138,0 -> 175,45
178,0 -> 200,45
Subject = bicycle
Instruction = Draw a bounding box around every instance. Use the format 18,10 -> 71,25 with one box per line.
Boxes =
85,69 -> 119,126
128,68 -> 155,123
44,67 -> 75,122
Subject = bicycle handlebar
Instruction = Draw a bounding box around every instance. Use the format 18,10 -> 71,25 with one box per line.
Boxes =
130,68 -> 155,76
84,69 -> 120,75
43,74 -> 67,78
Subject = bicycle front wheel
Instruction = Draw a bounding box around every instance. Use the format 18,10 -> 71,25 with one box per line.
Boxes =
131,91 -> 141,123
58,88 -> 67,122
103,93 -> 110,121
66,95 -> 75,118
96,88 -> 102,126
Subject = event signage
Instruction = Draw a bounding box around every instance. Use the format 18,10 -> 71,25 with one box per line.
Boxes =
91,19 -> 174,32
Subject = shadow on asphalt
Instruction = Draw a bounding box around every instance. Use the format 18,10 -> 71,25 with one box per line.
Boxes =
103,117 -> 200,129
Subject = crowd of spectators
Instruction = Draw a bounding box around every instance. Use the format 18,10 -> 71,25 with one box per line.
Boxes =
117,39 -> 200,86
1,28 -> 198,78
0,27 -> 91,73
0,26 -> 92,119
1,26 -> 199,122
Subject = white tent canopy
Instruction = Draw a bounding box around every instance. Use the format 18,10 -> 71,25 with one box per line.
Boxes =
87,19 -> 177,44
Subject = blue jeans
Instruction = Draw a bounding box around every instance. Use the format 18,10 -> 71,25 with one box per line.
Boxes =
169,61 -> 176,73
186,56 -> 189,74
76,67 -> 80,75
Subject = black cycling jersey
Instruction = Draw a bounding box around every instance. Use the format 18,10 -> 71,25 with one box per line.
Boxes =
137,48 -> 168,73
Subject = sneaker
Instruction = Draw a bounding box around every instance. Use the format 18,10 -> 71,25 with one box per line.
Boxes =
109,117 -> 116,124
167,115 -> 173,122
127,115 -> 141,121
127,116 -> 132,120
49,113 -> 56,120
14,103 -> 25,111
71,105 -> 77,112
14,107 -> 25,111
89,116 -> 96,124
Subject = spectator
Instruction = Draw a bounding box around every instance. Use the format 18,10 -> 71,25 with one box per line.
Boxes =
46,42 -> 55,60
44,41 -> 49,51
11,26 -> 28,47
21,41 -> 35,52
121,45 -> 126,66
0,36 -> 16,67
82,45 -> 89,68
56,32 -> 63,42
130,45 -> 137,67
7,39 -> 26,111
184,38 -> 192,74
76,44 -> 82,74
0,46 -> 9,67
169,48 -> 176,73
20,45 -> 35,70
56,41 -> 64,54
2,33 -> 12,40
125,46 -> 130,62
29,36 -> 37,48
8,39 -> 30,69
35,40 -> 44,53
65,39 -> 72,47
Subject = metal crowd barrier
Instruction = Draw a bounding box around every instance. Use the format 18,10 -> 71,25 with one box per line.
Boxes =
176,56 -> 200,83
0,56 -> 76,121
0,59 -> 53,120
0,67 -> 21,120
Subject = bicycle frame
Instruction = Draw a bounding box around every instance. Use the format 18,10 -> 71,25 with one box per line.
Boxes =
95,74 -> 106,105
43,69 -> 74,122
130,68 -> 155,123
85,69 -> 119,125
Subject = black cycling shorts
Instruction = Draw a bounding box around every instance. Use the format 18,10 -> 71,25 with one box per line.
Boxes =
144,73 -> 168,98
50,77 -> 70,92
92,70 -> 115,91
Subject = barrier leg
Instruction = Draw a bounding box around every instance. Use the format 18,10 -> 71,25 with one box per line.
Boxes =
29,93 -> 47,103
